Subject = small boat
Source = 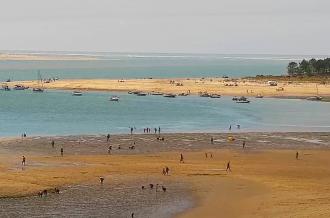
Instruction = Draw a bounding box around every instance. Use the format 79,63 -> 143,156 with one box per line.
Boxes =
110,96 -> 119,101
178,93 -> 189,96
236,96 -> 250,103
151,92 -> 163,96
33,88 -> 44,92
128,91 -> 133,94
132,91 -> 141,95
255,94 -> 264,98
136,92 -> 147,96
210,94 -> 221,98
72,91 -> 82,96
200,92 -> 210,97
14,85 -> 29,90
306,96 -> 323,101
163,94 -> 176,98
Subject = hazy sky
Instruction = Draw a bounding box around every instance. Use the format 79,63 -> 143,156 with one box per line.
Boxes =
0,0 -> 329,54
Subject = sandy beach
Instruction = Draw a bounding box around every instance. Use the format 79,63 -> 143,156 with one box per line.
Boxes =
1,132 -> 330,217
7,78 -> 330,99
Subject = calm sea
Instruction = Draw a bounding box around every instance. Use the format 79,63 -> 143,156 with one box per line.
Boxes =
0,52 -> 323,81
0,90 -> 329,137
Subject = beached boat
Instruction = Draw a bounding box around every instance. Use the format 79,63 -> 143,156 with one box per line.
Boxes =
110,96 -> 119,101
306,96 -> 323,101
151,92 -> 163,96
163,94 -> 176,98
136,92 -> 147,96
33,71 -> 45,92
200,92 -> 210,97
72,91 -> 83,96
210,94 -> 221,98
14,84 -> 29,90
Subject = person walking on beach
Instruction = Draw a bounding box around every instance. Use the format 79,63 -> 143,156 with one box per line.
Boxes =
130,127 -> 134,135
226,161 -> 231,172
22,156 -> 26,166
180,153 -> 184,163
154,128 -> 157,134
60,148 -> 63,156
296,151 -> 299,160
107,134 -> 110,142
51,140 -> 55,148
158,126 -> 161,135
205,152 -> 208,158
229,125 -> 232,131
242,140 -> 246,149
165,166 -> 169,175
210,137 -> 214,144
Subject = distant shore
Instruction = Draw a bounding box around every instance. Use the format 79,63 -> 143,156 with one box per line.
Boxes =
6,77 -> 330,101
1,132 -> 330,217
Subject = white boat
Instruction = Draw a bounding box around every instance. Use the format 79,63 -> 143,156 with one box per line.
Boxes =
110,96 -> 119,101
72,91 -> 83,96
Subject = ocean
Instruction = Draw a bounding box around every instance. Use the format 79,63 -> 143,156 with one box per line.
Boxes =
0,52 -> 322,81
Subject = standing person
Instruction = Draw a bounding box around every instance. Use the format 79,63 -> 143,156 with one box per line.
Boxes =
226,161 -> 231,172
242,140 -> 246,149
210,137 -> 214,144
51,140 -> 55,148
154,128 -> 157,134
296,151 -> 299,160
205,153 -> 208,158
158,126 -> 161,135
229,125 -> 232,131
165,166 -> 169,175
130,127 -> 133,135
60,148 -> 64,156
22,156 -> 26,166
107,134 -> 110,142
180,153 -> 184,163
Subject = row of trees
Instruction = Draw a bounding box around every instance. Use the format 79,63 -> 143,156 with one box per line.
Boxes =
287,58 -> 330,76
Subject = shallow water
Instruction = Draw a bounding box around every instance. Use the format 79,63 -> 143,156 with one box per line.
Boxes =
0,181 -> 192,218
0,90 -> 330,136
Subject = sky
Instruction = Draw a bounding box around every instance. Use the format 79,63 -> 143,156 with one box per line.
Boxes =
0,0 -> 329,55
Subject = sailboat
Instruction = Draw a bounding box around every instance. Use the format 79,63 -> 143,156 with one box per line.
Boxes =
33,71 -> 44,92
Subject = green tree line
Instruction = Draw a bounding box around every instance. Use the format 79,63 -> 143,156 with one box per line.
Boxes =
287,58 -> 330,76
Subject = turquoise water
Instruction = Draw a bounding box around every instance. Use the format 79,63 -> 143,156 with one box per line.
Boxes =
0,89 -> 329,136
0,53 -> 318,81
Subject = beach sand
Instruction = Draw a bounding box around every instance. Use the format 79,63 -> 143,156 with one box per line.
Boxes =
8,78 -> 330,99
1,132 -> 330,217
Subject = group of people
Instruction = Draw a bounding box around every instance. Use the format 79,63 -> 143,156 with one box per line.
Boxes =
162,166 -> 170,175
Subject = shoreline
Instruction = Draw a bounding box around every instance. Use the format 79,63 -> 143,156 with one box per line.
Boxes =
1,132 -> 330,217
6,78 -> 330,102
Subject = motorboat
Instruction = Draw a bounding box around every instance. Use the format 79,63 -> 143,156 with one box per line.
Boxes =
236,96 -> 250,103
210,94 -> 221,98
33,88 -> 44,92
136,92 -> 147,96
72,91 -> 83,96
110,96 -> 119,101
178,93 -> 189,96
163,94 -> 176,98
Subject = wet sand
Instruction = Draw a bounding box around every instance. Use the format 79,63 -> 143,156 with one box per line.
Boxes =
8,78 -> 330,99
1,132 -> 330,217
